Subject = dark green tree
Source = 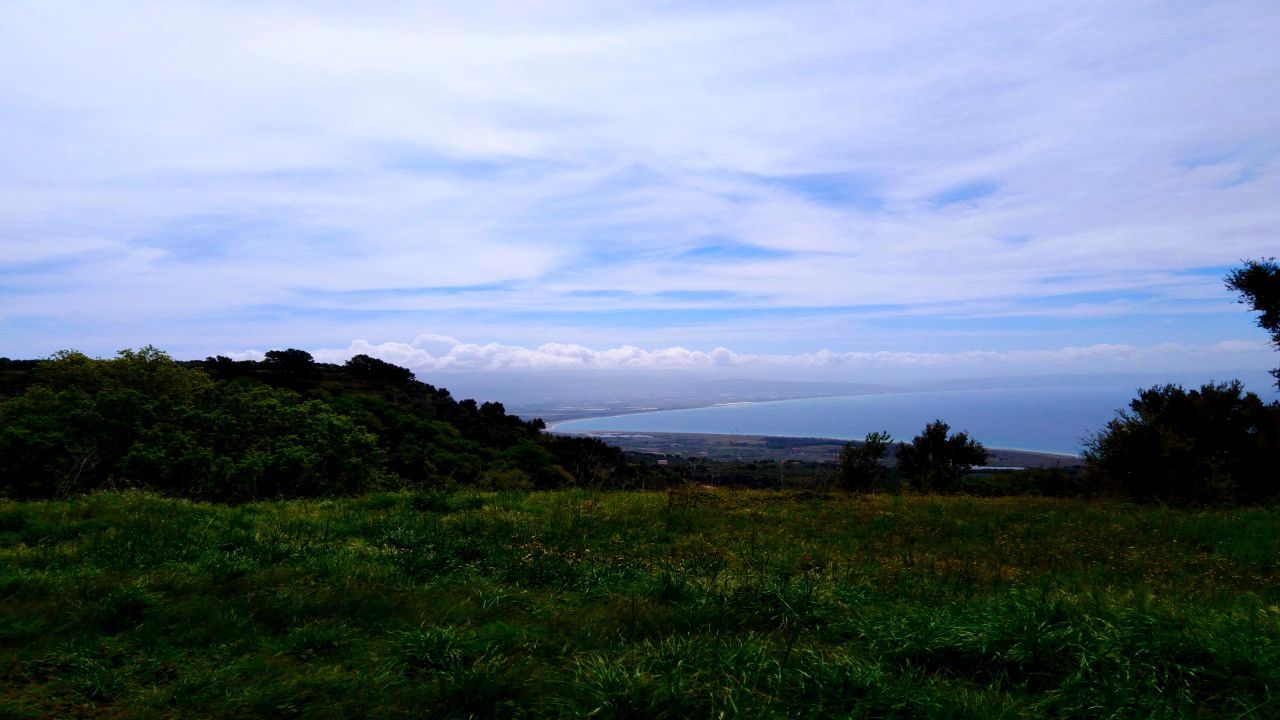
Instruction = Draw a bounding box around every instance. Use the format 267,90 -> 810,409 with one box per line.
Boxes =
1084,381 -> 1280,505
263,348 -> 315,381
345,354 -> 414,386
203,355 -> 249,381
837,431 -> 892,492
895,420 -> 987,492
0,349 -> 380,500
1226,257 -> 1280,388
0,345 -> 650,499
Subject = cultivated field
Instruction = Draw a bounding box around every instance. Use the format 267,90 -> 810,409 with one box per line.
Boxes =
2,489 -> 1277,718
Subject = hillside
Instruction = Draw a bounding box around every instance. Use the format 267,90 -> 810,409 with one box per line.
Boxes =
0,349 -> 656,501
2,489 -> 1277,718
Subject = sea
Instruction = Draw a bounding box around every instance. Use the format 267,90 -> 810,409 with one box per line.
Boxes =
551,383 -> 1261,456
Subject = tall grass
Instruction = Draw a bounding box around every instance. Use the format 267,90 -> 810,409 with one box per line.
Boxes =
1,489 -> 1277,718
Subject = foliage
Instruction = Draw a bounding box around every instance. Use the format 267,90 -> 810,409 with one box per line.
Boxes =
1226,257 -> 1280,388
837,431 -> 893,492
1085,381 -> 1280,505
0,347 -> 648,500
1078,263 -> 1280,506
895,420 -> 988,492
2,489 -> 1279,718
0,357 -> 40,400
263,347 -> 315,371
959,466 -> 1091,498
344,353 -> 414,386
0,349 -> 383,500
550,436 -> 659,489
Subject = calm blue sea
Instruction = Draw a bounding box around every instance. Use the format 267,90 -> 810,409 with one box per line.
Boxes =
553,385 -> 1162,455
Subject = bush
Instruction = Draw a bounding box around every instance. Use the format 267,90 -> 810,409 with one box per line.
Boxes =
895,420 -> 987,492
838,431 -> 892,492
1084,381 -> 1280,505
0,350 -> 382,500
959,467 -> 1091,498
0,346 -> 652,500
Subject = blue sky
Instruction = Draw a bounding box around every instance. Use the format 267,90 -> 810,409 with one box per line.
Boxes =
1,1 -> 1279,382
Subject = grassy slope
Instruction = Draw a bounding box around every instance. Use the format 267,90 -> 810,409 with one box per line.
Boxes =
2,490 -> 1278,719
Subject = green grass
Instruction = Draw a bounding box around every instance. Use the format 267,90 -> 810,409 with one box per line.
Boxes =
2,488 -> 1278,718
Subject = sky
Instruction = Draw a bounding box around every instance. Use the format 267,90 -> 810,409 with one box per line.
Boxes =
2,1 -> 1279,383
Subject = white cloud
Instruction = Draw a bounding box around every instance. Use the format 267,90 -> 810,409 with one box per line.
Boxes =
1,2 -> 1278,361
308,336 -> 1275,376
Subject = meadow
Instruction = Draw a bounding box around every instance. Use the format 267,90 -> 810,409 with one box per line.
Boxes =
2,488 -> 1278,718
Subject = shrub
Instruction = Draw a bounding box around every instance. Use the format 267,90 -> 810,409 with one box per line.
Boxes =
0,350 -> 381,500
837,431 -> 892,492
1085,381 -> 1280,504
895,420 -> 987,492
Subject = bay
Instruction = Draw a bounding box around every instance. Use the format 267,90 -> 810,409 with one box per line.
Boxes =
552,385 -> 1152,455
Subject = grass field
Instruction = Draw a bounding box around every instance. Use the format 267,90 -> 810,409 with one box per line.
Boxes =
2,488 -> 1278,718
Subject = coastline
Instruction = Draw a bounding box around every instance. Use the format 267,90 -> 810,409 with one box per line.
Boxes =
543,392 -> 885,431
533,389 -> 894,427
544,393 -> 1090,464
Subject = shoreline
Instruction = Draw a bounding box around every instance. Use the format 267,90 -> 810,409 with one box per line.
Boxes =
538,390 -> 893,429
543,395 -> 1088,462
543,390 -> 899,431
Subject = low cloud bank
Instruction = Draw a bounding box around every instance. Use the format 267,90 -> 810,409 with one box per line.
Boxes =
229,335 -> 1273,375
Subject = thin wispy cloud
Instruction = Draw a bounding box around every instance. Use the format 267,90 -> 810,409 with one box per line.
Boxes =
222,335 -> 1277,382
1,1 -> 1278,377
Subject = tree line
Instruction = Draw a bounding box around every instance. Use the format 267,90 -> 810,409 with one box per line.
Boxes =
0,348 -> 659,501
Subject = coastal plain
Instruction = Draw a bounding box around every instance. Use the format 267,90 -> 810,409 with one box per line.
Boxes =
554,431 -> 1081,468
